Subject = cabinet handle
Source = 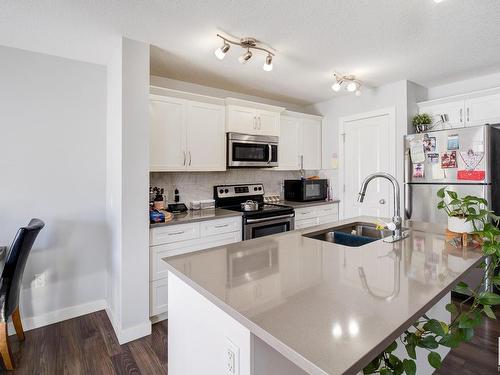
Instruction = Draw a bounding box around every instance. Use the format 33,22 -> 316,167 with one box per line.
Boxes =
253,116 -> 257,129
188,151 -> 192,166
214,224 -> 229,228
183,151 -> 186,166
460,108 -> 463,123
258,117 -> 262,130
168,231 -> 185,236
301,155 -> 304,170
467,107 -> 470,122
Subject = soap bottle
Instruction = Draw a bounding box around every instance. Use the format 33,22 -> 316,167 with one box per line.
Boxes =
174,188 -> 180,203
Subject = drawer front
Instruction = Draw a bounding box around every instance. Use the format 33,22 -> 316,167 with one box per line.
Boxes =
316,204 -> 339,218
294,207 -> 318,220
150,231 -> 242,281
200,217 -> 241,237
318,214 -> 338,225
150,222 -> 200,246
295,218 -> 318,229
150,278 -> 169,316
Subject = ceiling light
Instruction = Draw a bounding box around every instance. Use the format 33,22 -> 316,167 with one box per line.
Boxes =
347,82 -> 357,92
214,42 -> 230,60
215,33 -> 276,70
434,0 -> 443,3
238,49 -> 253,64
263,54 -> 273,71
331,72 -> 363,96
331,82 -> 341,92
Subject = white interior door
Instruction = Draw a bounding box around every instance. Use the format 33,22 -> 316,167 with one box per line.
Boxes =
342,114 -> 392,219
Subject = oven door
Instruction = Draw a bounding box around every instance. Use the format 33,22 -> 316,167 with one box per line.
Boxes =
228,134 -> 278,168
244,214 -> 295,240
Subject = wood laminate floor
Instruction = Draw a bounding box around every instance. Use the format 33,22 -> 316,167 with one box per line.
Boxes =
0,298 -> 497,374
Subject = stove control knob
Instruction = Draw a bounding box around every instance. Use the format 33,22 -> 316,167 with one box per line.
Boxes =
219,189 -> 224,194
224,189 -> 229,193
254,187 -> 258,191
258,186 -> 262,191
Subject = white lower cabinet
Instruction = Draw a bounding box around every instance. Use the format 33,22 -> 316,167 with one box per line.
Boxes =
149,216 -> 242,319
294,202 -> 339,229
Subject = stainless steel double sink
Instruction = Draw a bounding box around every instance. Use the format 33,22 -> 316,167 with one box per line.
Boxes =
303,222 -> 405,247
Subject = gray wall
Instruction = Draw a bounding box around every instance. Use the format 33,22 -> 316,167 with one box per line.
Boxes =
0,45 -> 107,322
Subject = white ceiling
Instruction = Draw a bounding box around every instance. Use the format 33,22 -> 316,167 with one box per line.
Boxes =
2,0 -> 500,106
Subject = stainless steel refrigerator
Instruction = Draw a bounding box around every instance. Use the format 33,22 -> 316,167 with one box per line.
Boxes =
404,124 -> 500,292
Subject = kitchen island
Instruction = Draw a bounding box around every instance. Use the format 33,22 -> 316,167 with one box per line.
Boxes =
164,216 -> 483,375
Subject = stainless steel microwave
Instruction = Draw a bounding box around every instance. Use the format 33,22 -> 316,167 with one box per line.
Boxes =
227,133 -> 278,168
284,179 -> 328,202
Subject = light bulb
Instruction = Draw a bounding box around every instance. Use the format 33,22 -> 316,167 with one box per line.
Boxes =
238,49 -> 252,64
331,82 -> 341,92
355,89 -> 362,97
263,54 -> 273,71
214,42 -> 230,60
347,82 -> 357,92
434,0 -> 443,3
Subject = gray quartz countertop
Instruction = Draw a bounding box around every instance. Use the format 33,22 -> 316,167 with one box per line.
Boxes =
163,216 -> 483,375
149,208 -> 242,228
279,199 -> 340,208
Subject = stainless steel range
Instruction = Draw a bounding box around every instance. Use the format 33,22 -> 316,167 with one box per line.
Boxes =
213,183 -> 295,240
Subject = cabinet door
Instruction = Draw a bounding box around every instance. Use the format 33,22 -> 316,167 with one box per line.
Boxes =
186,101 -> 226,171
418,101 -> 464,130
465,93 -> 500,127
277,115 -> 300,170
301,118 -> 322,170
150,97 -> 187,171
226,105 -> 257,134
257,110 -> 280,136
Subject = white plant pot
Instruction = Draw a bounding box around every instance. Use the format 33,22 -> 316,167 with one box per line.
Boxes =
447,216 -> 475,233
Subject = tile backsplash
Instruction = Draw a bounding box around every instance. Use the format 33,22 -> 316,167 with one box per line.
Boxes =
150,170 -> 324,204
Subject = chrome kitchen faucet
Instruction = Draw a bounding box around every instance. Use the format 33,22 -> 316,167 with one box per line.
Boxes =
357,172 -> 408,243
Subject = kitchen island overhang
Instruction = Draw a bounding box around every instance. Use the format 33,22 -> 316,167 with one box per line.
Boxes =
164,216 -> 483,375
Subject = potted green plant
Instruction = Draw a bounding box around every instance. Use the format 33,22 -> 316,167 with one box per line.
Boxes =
436,187 -> 486,233
412,113 -> 433,133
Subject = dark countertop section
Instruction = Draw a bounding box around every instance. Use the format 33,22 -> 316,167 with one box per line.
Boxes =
150,208 -> 242,228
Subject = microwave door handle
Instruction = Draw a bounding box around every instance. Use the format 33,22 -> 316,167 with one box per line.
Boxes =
268,144 -> 272,163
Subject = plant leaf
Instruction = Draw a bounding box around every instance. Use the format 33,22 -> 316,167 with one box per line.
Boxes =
386,341 -> 397,353
483,305 -> 496,319
423,319 -> 445,337
402,359 -> 416,375
405,343 -> 416,360
445,303 -> 457,314
428,352 -> 442,369
478,291 -> 500,305
436,187 -> 446,199
455,281 -> 469,293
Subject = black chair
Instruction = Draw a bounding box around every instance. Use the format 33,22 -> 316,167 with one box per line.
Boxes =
0,219 -> 44,370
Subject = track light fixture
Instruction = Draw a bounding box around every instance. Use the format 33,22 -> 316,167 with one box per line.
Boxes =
214,33 -> 276,71
331,72 -> 362,96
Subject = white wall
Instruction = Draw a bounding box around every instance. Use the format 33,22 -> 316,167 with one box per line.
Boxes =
0,45 -> 108,326
308,81 -> 408,197
427,70 -> 500,100
150,75 -> 309,113
106,37 -> 151,343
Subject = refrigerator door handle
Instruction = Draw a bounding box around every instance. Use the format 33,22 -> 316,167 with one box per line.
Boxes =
405,183 -> 412,220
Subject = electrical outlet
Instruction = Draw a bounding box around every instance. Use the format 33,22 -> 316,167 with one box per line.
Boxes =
225,338 -> 239,375
33,273 -> 46,288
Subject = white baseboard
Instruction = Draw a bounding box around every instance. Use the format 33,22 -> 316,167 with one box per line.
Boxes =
105,306 -> 151,344
8,299 -> 108,335
150,312 -> 168,324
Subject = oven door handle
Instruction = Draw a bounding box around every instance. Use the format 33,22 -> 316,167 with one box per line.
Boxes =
246,213 -> 295,224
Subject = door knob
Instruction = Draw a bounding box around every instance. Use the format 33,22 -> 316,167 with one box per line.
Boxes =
379,199 -> 386,204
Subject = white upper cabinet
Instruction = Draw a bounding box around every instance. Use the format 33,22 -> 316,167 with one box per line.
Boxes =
277,112 -> 322,171
418,89 -> 500,130
150,96 -> 187,171
277,115 -> 300,170
465,93 -> 500,127
225,98 -> 284,136
301,117 -> 322,170
418,100 -> 464,130
150,93 -> 226,172
186,101 -> 225,171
